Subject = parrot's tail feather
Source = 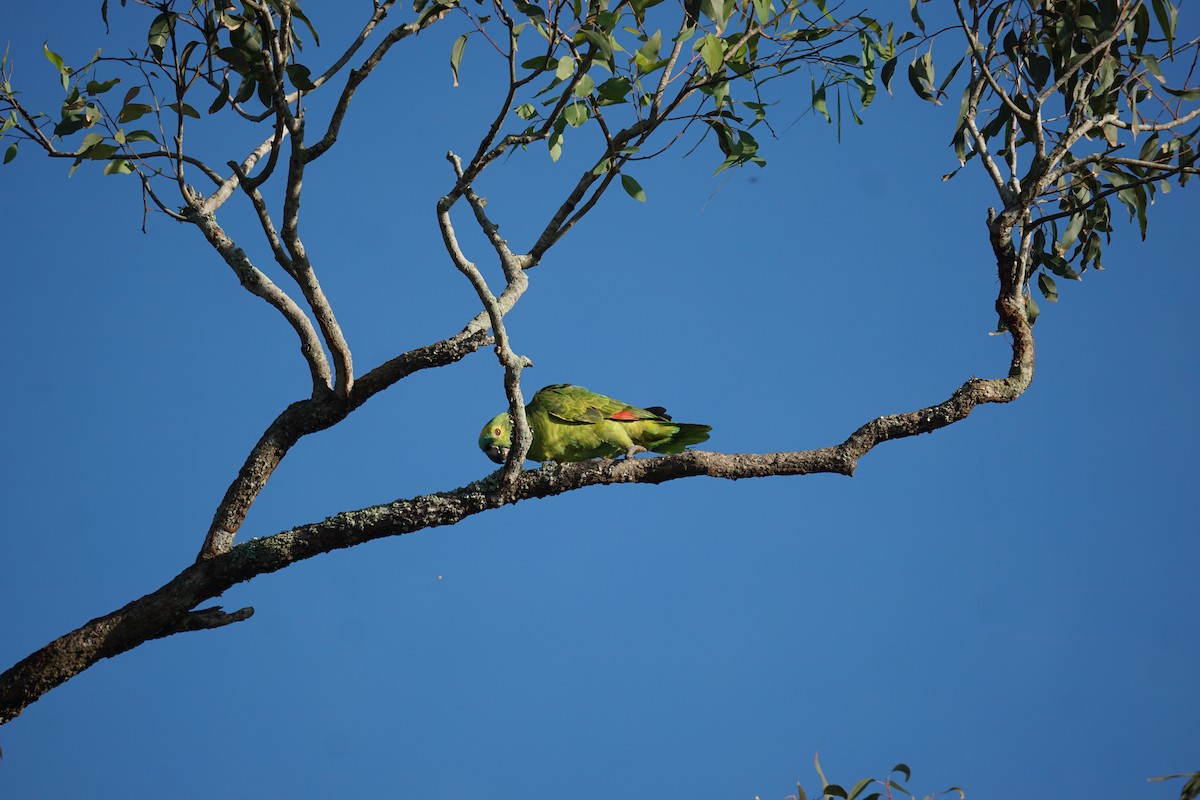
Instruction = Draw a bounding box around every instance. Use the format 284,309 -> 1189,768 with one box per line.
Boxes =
651,423 -> 712,453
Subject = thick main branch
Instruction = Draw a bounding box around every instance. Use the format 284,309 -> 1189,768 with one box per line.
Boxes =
4,323 -> 1033,726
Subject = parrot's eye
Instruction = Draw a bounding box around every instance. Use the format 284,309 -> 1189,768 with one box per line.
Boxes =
493,427 -> 502,437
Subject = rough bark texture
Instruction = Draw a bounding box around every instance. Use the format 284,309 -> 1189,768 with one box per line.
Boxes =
0,0 -> 1063,730
198,328 -> 492,559
0,346 -> 1032,725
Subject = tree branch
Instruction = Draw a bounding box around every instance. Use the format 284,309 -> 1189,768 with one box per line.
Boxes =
305,9 -> 454,162
2,319 -> 1033,726
198,326 -> 493,560
182,203 -> 333,393
278,125 -> 355,396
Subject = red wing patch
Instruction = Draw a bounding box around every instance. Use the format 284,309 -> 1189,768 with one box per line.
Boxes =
609,409 -> 639,421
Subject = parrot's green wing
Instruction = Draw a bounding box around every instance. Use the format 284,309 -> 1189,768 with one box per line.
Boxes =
482,384 -> 711,464
530,384 -> 666,424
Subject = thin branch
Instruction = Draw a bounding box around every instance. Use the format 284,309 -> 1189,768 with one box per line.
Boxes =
953,0 -> 1033,123
237,0 -> 404,123
2,314 -> 1034,726
183,204 -> 332,394
438,154 -> 534,483
150,606 -> 255,639
305,9 -> 454,162
199,325 -> 493,560
279,124 -> 355,396
199,131 -> 289,215
1031,156 -> 1199,229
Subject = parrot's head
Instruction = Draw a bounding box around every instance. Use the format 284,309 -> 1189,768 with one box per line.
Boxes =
478,413 -> 513,464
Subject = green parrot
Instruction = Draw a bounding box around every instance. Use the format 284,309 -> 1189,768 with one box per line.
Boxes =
479,383 -> 712,464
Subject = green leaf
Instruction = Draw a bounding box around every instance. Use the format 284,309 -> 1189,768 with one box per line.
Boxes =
635,29 -> 664,74
1043,252 -> 1083,280
1150,0 -> 1178,52
147,11 -> 178,64
574,73 -> 594,97
855,76 -> 876,110
812,79 -> 830,123
3,141 -> 16,164
1138,53 -> 1165,83
823,784 -> 849,799
83,143 -> 119,161
578,30 -> 614,68
289,3 -> 321,46
563,101 -> 589,127
1162,85 -> 1200,101
513,0 -> 546,21
847,778 -> 875,800
1024,287 -> 1040,325
43,42 -> 69,91
102,158 -> 133,175
1038,272 -> 1059,302
166,102 -> 200,119
285,64 -> 317,91
630,0 -> 667,24
907,52 -> 935,102
178,40 -> 201,73
520,55 -> 557,72
121,129 -> 158,144
700,33 -> 725,74
515,103 -> 538,119
909,0 -> 925,33
450,33 -> 469,87
118,103 -> 153,124
701,0 -> 731,32
209,77 -> 231,114
75,132 -> 105,155
556,54 -> 575,80
814,753 -> 831,789
936,56 -> 963,97
229,16 -> 263,55
710,78 -> 729,108
416,1 -> 452,26
1026,54 -> 1051,89
1057,213 -> 1086,252
233,75 -> 257,104
54,110 -> 89,137
596,76 -> 631,104
620,173 -> 646,201
881,57 -> 898,94
42,42 -> 65,73
891,764 -> 911,783
86,78 -> 121,96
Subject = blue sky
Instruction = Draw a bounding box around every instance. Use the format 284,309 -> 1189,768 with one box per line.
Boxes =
1,3 -> 1197,799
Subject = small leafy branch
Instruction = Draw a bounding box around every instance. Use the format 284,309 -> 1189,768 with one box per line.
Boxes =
757,755 -> 965,800
1150,770 -> 1200,800
908,0 -> 1199,326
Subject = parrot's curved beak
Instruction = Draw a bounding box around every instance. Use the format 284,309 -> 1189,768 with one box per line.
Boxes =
486,445 -> 509,464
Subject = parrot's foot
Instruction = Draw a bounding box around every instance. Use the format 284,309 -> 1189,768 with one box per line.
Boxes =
623,445 -> 648,459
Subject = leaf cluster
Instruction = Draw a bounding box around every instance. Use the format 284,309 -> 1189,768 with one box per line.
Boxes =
772,755 -> 965,800
441,0 -> 900,187
1,1 -> 319,180
907,0 -> 1198,322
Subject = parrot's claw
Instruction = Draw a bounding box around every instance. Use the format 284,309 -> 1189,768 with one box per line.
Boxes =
623,445 -> 648,459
